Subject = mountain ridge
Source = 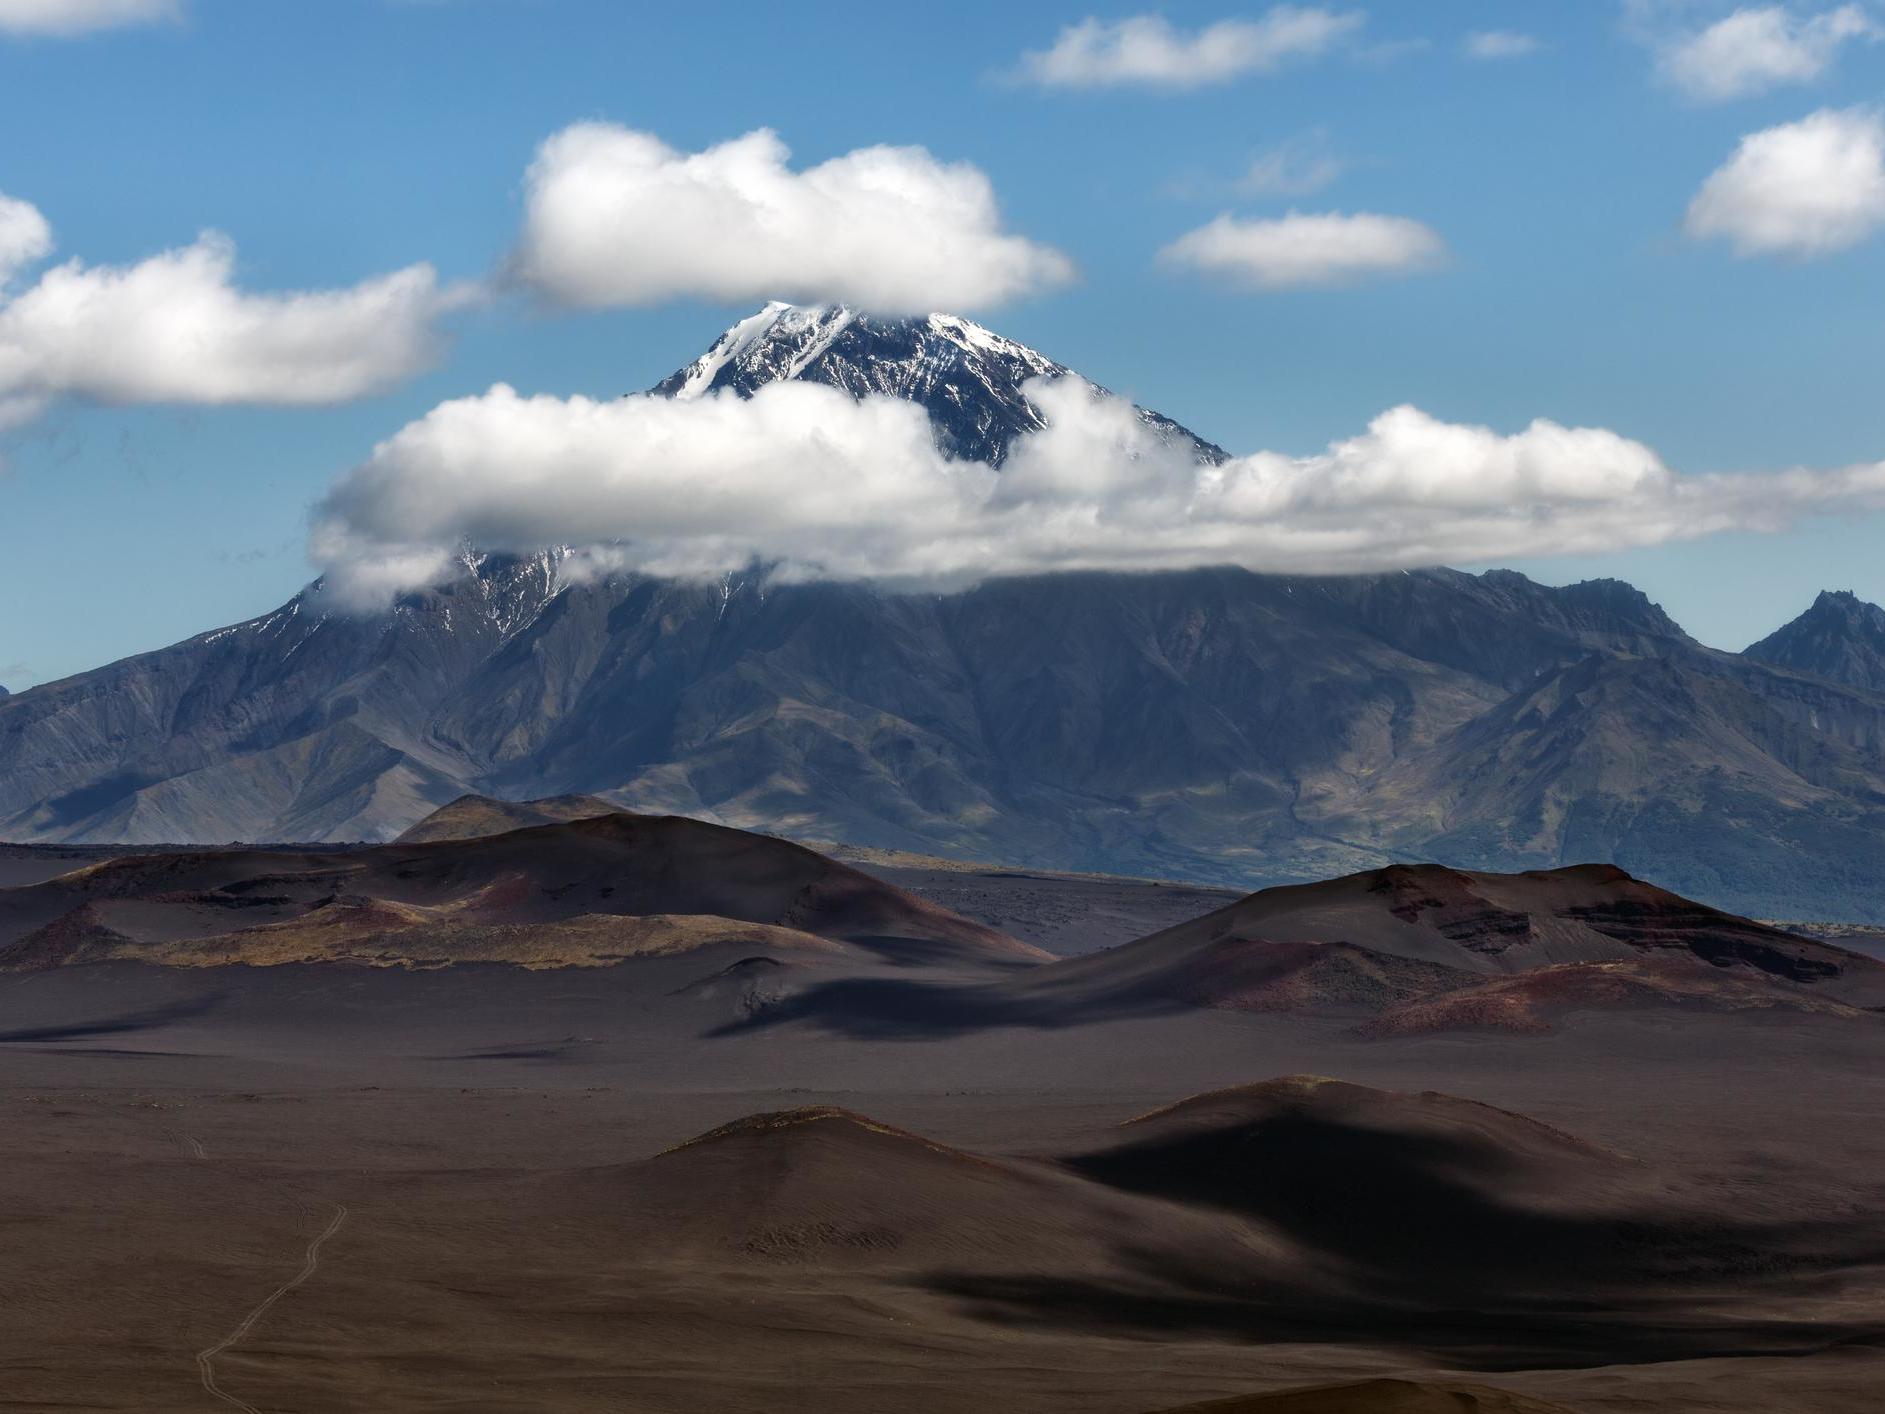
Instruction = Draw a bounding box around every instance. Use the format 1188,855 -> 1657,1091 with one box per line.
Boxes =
1746,588 -> 1885,694
3,306 -> 1885,921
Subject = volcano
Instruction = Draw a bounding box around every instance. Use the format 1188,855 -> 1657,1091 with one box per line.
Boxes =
3,307 -> 1885,922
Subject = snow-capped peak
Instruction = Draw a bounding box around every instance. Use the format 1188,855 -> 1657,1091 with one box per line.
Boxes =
650,302 -> 1223,466
922,311 -> 1052,369
669,302 -> 859,401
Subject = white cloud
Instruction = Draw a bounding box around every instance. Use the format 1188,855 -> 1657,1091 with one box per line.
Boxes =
0,197 -> 465,430
511,124 -> 1073,314
0,0 -> 177,36
1686,106 -> 1885,256
1016,8 -> 1363,90
309,374 -> 1885,606
1159,211 -> 1446,289
0,194 -> 52,285
1237,132 -> 1345,195
1660,4 -> 1877,102
1463,30 -> 1542,60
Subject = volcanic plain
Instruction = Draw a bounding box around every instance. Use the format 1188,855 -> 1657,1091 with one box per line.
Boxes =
2,800 -> 1881,1413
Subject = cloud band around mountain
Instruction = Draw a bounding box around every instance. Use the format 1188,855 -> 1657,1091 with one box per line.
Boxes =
310,376 -> 1885,607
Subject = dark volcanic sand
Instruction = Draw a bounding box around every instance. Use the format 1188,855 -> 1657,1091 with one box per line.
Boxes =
3,955 -> 1884,1413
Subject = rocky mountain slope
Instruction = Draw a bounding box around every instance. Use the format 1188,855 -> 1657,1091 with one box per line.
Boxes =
3,306 -> 1884,921
1746,589 -> 1885,693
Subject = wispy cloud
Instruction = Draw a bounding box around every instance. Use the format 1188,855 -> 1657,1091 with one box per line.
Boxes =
1237,131 -> 1346,196
1159,211 -> 1445,290
0,0 -> 177,37
1463,30 -> 1542,61
510,124 -> 1073,314
1014,8 -> 1363,90
1655,4 -> 1878,102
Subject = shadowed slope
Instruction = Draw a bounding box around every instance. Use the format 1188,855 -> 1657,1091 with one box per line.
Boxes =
1073,1078 -> 1634,1254
935,1077 -> 1885,1364
511,1084 -> 1885,1368
1143,1380 -> 1579,1414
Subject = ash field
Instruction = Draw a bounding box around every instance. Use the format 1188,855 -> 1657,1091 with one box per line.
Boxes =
3,800 -> 1882,1413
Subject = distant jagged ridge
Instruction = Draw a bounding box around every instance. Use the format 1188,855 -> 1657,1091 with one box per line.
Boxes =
1745,589 -> 1885,694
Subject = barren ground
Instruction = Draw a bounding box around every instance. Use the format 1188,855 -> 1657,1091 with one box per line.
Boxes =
2,938 -> 1882,1412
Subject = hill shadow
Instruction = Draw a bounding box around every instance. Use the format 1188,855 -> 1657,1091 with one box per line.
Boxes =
0,994 -> 222,1045
706,974 -> 1182,1040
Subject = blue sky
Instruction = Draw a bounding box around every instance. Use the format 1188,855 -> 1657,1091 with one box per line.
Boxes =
4,0 -> 1885,688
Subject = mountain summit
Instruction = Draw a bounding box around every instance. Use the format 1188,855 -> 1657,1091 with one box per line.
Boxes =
649,302 -> 1223,465
1745,589 -> 1885,694
3,310 -> 1885,921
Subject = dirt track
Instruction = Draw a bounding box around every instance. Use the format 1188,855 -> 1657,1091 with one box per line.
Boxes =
196,1203 -> 350,1413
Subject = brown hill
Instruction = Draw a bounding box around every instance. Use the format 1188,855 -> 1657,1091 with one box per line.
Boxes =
531,1104 -> 1246,1274
1135,862 -> 1876,980
0,812 -> 1043,970
1011,862 -> 1885,1030
527,1084 -> 1884,1367
394,792 -> 620,843
1145,1379 -> 1578,1414
728,861 -> 1885,1040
